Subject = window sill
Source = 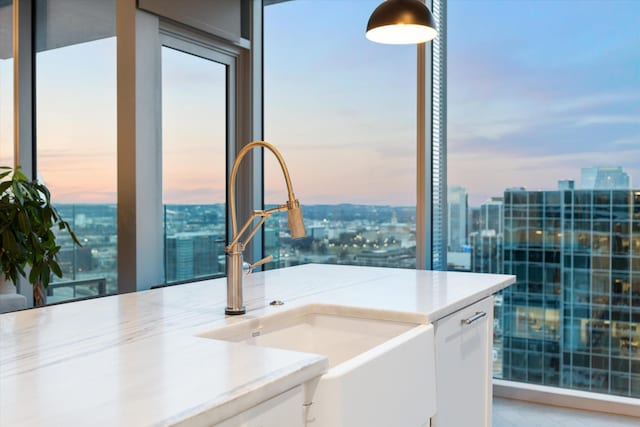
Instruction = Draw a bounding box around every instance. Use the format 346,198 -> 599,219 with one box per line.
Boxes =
493,379 -> 640,418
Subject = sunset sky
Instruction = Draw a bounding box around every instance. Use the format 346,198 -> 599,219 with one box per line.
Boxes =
0,47 -> 11,166
1,0 -> 638,207
264,0 -> 416,206
35,37 -> 117,203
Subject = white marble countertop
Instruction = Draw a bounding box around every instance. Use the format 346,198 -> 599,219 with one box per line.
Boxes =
0,264 -> 515,426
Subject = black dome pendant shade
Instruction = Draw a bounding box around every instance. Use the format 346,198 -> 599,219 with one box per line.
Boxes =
366,0 -> 437,44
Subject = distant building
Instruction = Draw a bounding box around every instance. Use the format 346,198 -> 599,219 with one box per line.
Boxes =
479,197 -> 503,234
468,206 -> 481,234
353,247 -> 414,268
468,197 -> 504,275
470,230 -> 502,274
447,186 -> 468,251
581,166 -> 630,189
264,227 -> 280,251
57,247 -> 94,276
557,179 -> 575,190
309,225 -> 329,240
165,232 -> 223,282
447,251 -> 471,271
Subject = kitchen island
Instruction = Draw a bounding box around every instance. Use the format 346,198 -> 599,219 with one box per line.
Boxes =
0,264 -> 515,426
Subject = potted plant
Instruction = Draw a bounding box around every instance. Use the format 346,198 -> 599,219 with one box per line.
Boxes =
0,166 -> 81,308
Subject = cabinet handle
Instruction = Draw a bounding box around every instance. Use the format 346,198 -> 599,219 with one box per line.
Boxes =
462,311 -> 487,325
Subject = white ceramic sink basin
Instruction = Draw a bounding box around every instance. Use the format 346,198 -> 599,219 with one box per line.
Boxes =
199,304 -> 436,427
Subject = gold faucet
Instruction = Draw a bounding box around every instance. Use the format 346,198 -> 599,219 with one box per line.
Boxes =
225,141 -> 306,315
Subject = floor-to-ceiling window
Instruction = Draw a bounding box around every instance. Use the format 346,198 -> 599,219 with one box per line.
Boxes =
161,44 -> 227,284
6,0 -> 444,303
0,0 -> 12,168
447,0 -> 640,398
264,0 -> 418,270
6,1 -> 248,304
35,0 -> 117,302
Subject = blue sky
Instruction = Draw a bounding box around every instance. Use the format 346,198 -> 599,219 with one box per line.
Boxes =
447,0 -> 640,204
265,0 -> 640,206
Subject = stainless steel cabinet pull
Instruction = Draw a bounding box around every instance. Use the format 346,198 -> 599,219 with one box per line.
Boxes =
462,311 -> 487,325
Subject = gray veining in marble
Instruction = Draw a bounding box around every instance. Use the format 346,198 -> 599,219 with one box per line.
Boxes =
0,264 -> 515,426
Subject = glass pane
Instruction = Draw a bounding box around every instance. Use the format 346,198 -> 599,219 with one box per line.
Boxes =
264,0 -> 416,270
35,0 -> 117,303
0,1 -> 12,167
162,46 -> 226,283
448,0 -> 640,398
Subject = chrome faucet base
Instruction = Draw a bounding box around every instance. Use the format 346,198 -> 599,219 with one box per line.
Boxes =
225,250 -> 245,315
225,306 -> 246,315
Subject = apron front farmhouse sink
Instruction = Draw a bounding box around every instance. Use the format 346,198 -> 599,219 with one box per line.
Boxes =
199,304 -> 436,427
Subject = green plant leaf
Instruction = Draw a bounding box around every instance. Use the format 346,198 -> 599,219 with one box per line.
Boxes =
51,261 -> 63,278
13,167 -> 28,182
2,230 -> 17,252
29,264 -> 40,284
1,165 -> 81,287
0,181 -> 11,194
42,267 -> 51,289
17,211 -> 30,234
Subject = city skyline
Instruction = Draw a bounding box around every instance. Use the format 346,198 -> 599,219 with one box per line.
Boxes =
37,163 -> 639,209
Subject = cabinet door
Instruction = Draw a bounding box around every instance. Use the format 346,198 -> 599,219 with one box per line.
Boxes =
214,385 -> 304,427
432,296 -> 494,427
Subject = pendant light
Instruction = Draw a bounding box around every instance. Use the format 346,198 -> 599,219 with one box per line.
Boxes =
366,0 -> 437,44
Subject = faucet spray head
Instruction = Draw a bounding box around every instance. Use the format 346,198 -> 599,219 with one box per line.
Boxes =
287,199 -> 306,239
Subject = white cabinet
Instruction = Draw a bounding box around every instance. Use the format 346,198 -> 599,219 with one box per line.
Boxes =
432,296 -> 494,427
214,385 -> 304,427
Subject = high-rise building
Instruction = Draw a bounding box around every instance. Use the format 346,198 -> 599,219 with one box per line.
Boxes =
470,230 -> 503,274
581,166 -> 630,189
469,197 -> 504,275
501,188 -> 640,397
480,197 -> 504,234
468,206 -> 481,234
165,232 -> 223,282
558,179 -> 575,190
447,186 -> 468,251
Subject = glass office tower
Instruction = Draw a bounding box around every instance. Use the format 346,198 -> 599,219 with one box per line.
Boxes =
501,188 -> 640,397
470,230 -> 502,274
447,186 -> 469,251
581,167 -> 631,190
